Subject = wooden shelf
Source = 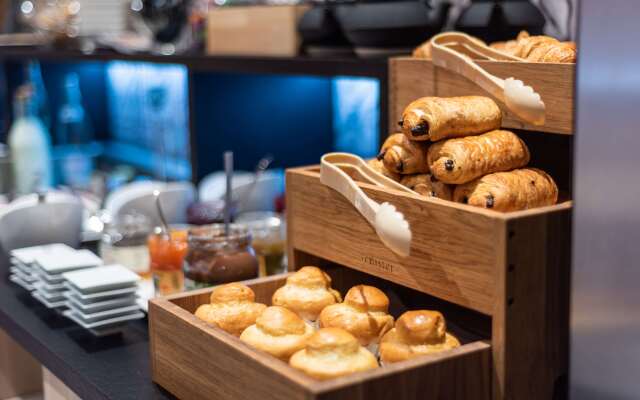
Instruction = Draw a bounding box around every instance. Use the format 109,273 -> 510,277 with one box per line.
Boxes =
0,47 -> 387,78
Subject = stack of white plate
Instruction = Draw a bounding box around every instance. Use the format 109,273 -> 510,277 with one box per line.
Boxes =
8,244 -> 75,291
62,264 -> 145,336
31,249 -> 103,309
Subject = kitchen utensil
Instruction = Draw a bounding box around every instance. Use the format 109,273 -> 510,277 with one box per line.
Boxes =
320,153 -> 411,257
430,32 -> 546,126
223,152 -> 233,237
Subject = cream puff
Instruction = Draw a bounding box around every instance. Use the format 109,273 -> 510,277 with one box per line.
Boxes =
240,306 -> 315,361
194,282 -> 267,336
318,285 -> 394,353
289,328 -> 378,380
272,266 -> 342,322
379,310 -> 460,364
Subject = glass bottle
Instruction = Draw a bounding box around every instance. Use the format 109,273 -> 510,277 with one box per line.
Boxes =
56,72 -> 94,189
8,84 -> 53,194
100,212 -> 152,277
25,61 -> 51,130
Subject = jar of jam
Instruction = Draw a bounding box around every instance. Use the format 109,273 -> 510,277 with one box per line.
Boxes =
183,224 -> 259,289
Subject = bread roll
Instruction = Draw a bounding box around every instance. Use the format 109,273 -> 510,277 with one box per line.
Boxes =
272,266 -> 342,321
400,174 -> 452,200
367,158 -> 401,182
513,35 -> 558,59
319,285 -> 394,348
400,96 -> 502,142
490,31 -> 576,63
240,306 -> 315,361
453,168 -> 559,212
194,283 -> 267,336
428,130 -> 530,185
289,328 -> 378,380
379,310 -> 460,364
378,133 -> 429,174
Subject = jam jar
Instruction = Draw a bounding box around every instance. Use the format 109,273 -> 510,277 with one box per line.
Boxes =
183,224 -> 259,289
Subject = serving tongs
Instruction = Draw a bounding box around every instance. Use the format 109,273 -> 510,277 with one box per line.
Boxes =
321,153 -> 412,258
430,32 -> 546,126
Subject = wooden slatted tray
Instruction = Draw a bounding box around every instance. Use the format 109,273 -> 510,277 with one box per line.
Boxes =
149,266 -> 491,400
389,57 -> 575,135
286,166 -> 572,400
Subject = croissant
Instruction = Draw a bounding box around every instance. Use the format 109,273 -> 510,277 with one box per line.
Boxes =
453,168 -> 559,212
367,158 -> 401,182
378,133 -> 429,174
490,31 -> 577,63
428,130 -> 530,185
529,41 -> 577,63
400,96 -> 502,142
400,174 -> 452,200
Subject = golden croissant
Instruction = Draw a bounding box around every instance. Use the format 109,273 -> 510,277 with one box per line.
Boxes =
378,133 -> 429,174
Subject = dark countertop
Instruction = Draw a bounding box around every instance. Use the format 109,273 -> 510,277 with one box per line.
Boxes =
0,266 -> 174,400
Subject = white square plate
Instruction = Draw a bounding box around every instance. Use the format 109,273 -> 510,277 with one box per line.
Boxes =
33,291 -> 67,309
63,265 -> 140,294
9,274 -> 35,291
63,309 -> 145,329
63,282 -> 138,302
64,292 -> 137,313
35,249 -> 102,274
33,279 -> 66,292
34,268 -> 66,284
66,304 -> 142,324
10,267 -> 38,283
11,244 -> 74,265
32,286 -> 66,302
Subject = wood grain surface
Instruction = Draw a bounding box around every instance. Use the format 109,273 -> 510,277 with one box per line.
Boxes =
389,58 -> 575,135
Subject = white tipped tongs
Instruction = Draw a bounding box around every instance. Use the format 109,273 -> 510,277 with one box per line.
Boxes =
430,32 -> 546,126
321,153 -> 412,258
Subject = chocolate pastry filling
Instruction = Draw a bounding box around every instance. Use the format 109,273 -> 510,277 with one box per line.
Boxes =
462,196 -> 469,204
444,159 -> 455,171
410,121 -> 428,136
397,119 -> 404,127
430,191 -> 436,197
486,194 -> 495,208
376,151 -> 386,161
397,159 -> 404,173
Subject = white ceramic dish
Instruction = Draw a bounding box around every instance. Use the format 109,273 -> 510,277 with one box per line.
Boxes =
10,243 -> 74,266
63,264 -> 140,294
32,285 -> 66,302
35,249 -> 102,274
65,292 -> 137,313
34,268 -> 67,284
33,279 -> 66,292
63,309 -> 145,329
9,274 -> 35,291
33,291 -> 67,309
67,304 -> 142,324
10,266 -> 38,283
63,282 -> 138,302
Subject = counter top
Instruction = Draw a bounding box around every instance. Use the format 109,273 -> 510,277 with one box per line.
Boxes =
0,265 -> 173,400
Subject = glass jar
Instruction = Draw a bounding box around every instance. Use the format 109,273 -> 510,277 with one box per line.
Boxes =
236,212 -> 286,276
149,226 -> 189,296
100,212 -> 152,277
183,224 -> 259,290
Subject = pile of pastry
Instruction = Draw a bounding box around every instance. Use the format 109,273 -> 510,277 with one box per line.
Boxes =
413,30 -> 576,63
194,266 -> 460,380
371,95 -> 558,212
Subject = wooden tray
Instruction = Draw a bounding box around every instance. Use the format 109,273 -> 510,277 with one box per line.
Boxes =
286,166 -> 572,400
149,267 -> 491,400
389,57 -> 575,135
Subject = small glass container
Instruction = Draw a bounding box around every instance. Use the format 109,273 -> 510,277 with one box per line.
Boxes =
148,227 -> 189,296
236,212 -> 286,276
183,224 -> 259,290
100,212 -> 152,277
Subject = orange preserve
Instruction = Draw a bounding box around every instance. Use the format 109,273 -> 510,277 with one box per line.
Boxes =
148,229 -> 188,296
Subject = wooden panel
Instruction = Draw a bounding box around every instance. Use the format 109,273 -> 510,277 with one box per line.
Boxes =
492,207 -> 571,400
287,168 -> 504,316
43,367 -> 81,400
207,5 -> 308,57
150,274 -> 492,400
0,329 -> 42,399
389,57 -> 575,135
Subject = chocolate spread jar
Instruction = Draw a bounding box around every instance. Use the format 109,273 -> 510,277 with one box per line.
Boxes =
183,224 -> 258,289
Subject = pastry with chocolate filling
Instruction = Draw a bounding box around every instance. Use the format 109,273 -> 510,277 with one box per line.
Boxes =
490,31 -> 577,63
378,133 -> 429,174
272,266 -> 342,322
428,130 -> 530,185
195,282 -> 267,336
319,285 -> 394,354
400,174 -> 452,200
400,96 -> 502,142
240,306 -> 315,361
367,158 -> 401,182
453,168 -> 559,212
289,328 -> 378,380
379,310 -> 460,364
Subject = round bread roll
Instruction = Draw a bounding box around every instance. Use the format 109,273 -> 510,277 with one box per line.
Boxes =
289,328 -> 378,380
240,306 -> 315,361
272,266 -> 342,321
379,310 -> 460,364
319,285 -> 394,347
194,282 -> 267,336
